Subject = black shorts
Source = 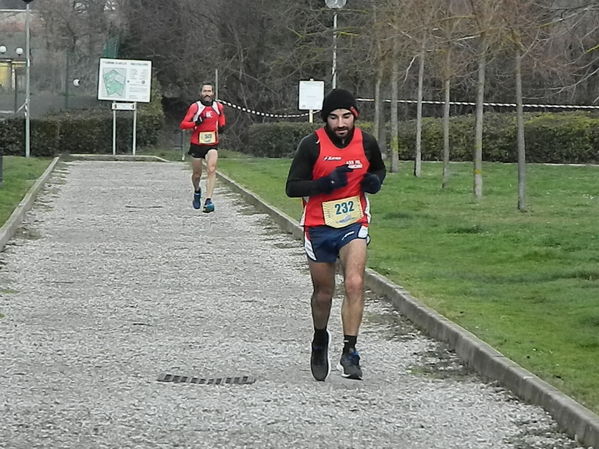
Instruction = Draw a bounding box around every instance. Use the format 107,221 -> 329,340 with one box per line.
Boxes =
188,143 -> 218,159
304,223 -> 369,262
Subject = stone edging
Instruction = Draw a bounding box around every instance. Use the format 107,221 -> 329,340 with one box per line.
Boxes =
216,169 -> 599,449
0,157 -> 61,252
67,154 -> 170,162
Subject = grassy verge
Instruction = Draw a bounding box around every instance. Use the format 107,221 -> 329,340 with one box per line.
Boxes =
217,157 -> 599,415
0,156 -> 52,227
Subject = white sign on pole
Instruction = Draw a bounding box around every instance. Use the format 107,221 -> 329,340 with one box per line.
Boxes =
112,102 -> 136,111
98,58 -> 152,103
299,80 -> 324,111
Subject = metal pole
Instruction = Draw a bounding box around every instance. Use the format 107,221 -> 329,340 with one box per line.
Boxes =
132,103 -> 137,155
64,49 -> 69,110
112,107 -> 116,156
332,12 -> 337,89
215,68 -> 219,99
24,3 -> 31,158
13,64 -> 18,113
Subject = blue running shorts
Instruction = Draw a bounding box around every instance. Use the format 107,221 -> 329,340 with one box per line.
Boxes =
304,223 -> 369,263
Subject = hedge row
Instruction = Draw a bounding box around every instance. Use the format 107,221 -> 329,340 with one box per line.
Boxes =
1,78 -> 165,157
245,121 -> 374,158
0,109 -> 164,157
245,112 -> 599,164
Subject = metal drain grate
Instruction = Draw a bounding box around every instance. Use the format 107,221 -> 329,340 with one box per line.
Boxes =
157,373 -> 256,385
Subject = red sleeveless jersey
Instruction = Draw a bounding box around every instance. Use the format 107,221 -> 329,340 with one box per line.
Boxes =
301,127 -> 371,227
179,101 -> 226,146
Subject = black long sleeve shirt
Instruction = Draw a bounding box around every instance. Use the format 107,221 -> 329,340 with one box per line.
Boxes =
285,126 -> 386,197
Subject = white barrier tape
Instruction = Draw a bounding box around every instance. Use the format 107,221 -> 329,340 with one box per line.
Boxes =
356,97 -> 599,110
219,99 -> 311,118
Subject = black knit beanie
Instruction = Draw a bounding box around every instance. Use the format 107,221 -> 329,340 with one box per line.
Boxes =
320,88 -> 359,122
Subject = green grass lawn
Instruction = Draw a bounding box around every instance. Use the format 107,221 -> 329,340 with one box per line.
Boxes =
0,156 -> 52,226
218,157 -> 599,415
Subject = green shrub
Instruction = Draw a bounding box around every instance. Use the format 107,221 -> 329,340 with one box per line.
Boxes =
525,113 -> 599,163
393,111 -> 599,164
246,120 -> 375,157
246,122 -> 319,157
0,76 -> 165,157
242,112 -> 599,164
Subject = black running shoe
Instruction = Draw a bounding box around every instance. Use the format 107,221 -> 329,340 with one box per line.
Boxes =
337,349 -> 362,380
192,191 -> 202,209
310,330 -> 330,381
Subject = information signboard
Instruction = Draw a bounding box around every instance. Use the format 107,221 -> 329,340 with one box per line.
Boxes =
98,58 -> 152,103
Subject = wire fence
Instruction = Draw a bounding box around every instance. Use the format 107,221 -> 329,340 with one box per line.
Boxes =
356,97 -> 599,110
217,96 -> 599,123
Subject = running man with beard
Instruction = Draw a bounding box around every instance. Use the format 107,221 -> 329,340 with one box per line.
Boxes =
180,82 -> 226,213
285,89 -> 386,381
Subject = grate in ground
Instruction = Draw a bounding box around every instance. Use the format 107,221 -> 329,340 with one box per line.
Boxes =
157,373 -> 256,385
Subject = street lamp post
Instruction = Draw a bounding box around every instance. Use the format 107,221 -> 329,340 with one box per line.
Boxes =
15,47 -> 23,113
325,0 -> 346,89
24,0 -> 33,158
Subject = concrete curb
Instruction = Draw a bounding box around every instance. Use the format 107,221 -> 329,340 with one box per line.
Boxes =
66,154 -> 170,162
0,156 -> 61,253
216,169 -> 599,449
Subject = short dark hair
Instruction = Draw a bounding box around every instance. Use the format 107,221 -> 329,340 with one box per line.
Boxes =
201,82 -> 214,90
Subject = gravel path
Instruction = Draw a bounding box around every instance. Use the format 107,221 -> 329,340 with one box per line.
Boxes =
0,161 -> 584,449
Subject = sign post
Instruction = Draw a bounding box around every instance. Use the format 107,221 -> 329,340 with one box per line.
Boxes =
98,58 -> 151,155
299,79 -> 324,124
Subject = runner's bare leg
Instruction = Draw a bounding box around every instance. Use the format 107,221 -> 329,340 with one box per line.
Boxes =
308,260 -> 336,329
339,238 -> 367,335
205,149 -> 219,198
191,158 -> 203,191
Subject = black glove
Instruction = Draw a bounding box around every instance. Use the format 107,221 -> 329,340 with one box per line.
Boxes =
361,173 -> 381,194
315,165 -> 354,194
195,116 -> 203,126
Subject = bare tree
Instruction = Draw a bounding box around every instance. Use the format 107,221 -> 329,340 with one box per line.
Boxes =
408,0 -> 441,177
390,38 -> 401,173
34,0 -> 116,97
468,0 -> 503,199
432,2 -> 471,189
498,0 -> 554,211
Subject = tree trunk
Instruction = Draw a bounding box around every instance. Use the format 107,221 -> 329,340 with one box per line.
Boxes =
473,37 -> 487,199
515,46 -> 527,211
374,63 -> 383,149
414,41 -> 425,178
390,40 -> 400,173
442,56 -> 451,189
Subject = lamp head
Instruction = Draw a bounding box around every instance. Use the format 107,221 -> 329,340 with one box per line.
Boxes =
325,0 -> 347,8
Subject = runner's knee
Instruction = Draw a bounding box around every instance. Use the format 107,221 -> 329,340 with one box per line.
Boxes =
312,288 -> 334,304
344,274 -> 364,298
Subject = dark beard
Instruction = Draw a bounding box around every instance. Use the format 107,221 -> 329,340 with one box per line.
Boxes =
325,125 -> 354,148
